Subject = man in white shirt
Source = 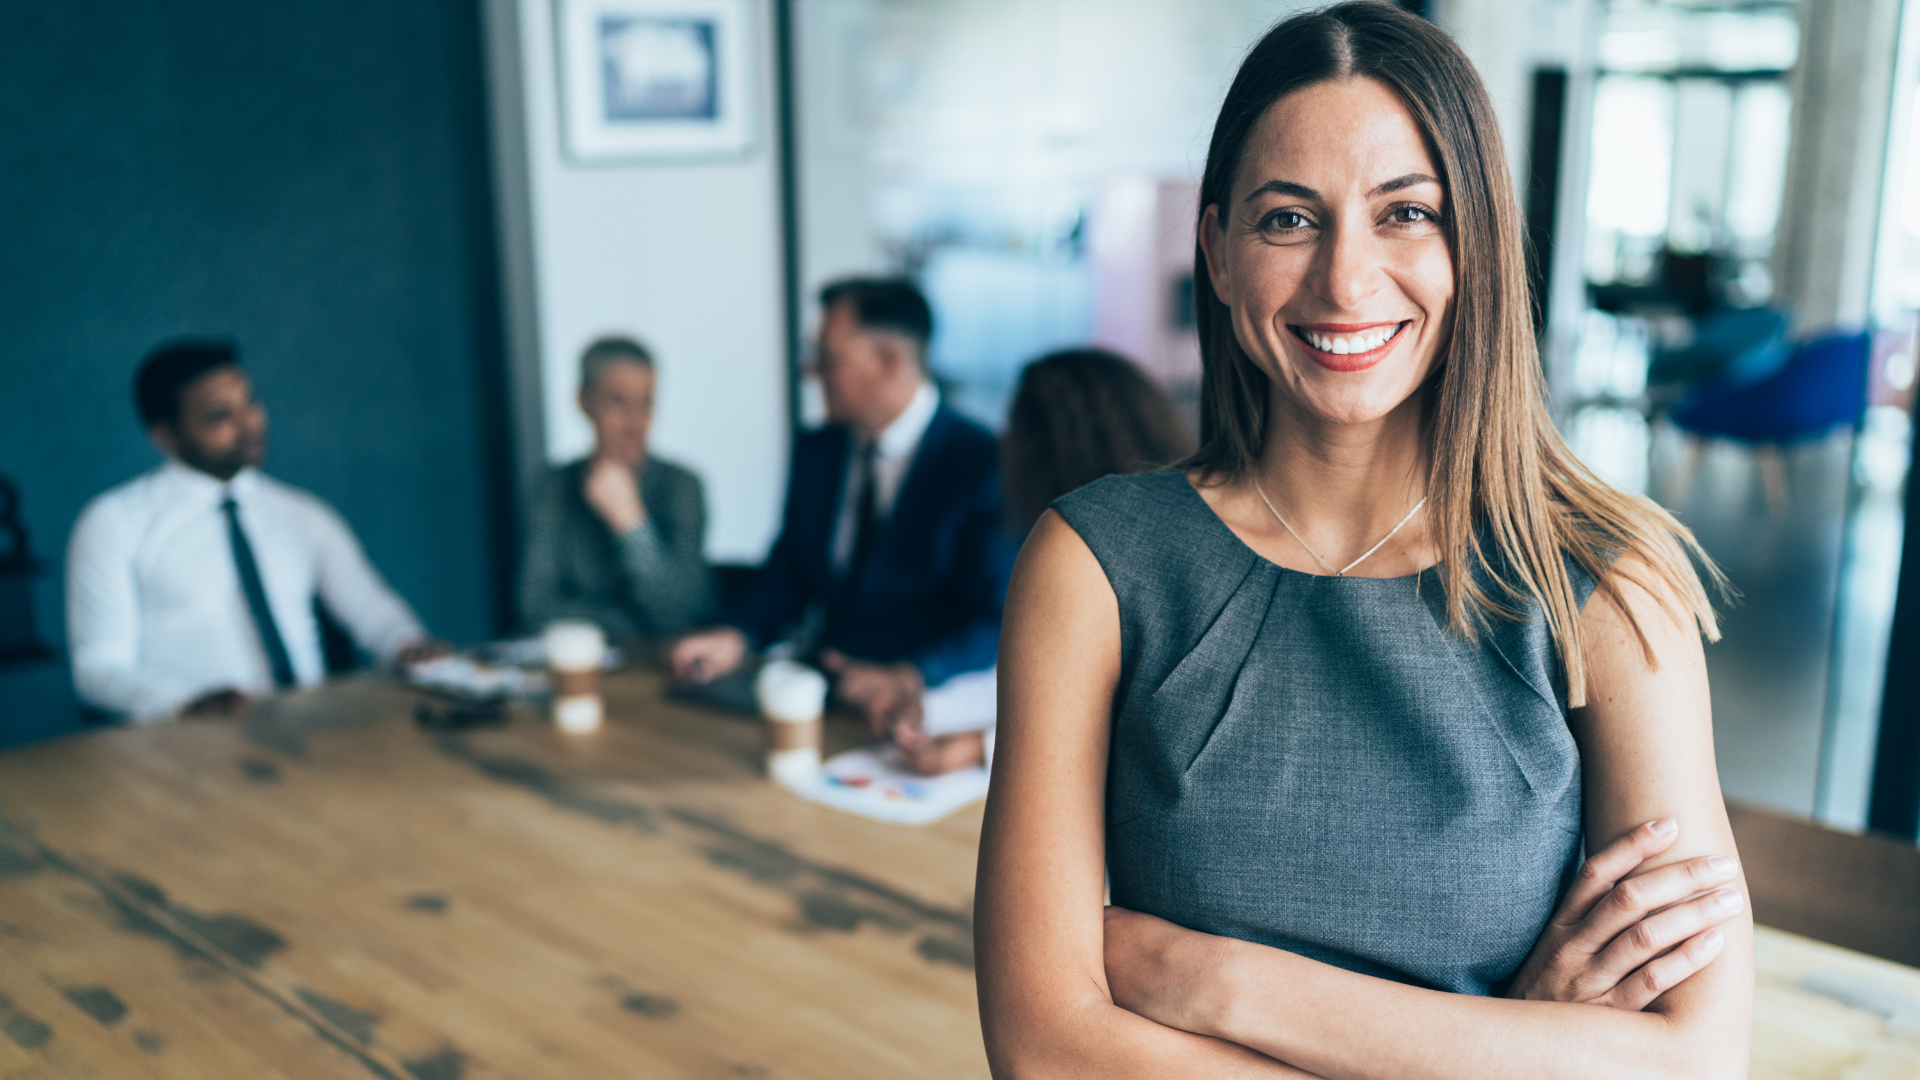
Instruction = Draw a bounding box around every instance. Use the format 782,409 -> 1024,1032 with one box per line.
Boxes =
67,339 -> 443,721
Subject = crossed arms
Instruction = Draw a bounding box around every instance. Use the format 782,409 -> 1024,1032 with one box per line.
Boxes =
974,511 -> 1753,1080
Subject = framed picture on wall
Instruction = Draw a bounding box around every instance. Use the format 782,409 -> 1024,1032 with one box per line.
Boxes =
558,0 -> 756,162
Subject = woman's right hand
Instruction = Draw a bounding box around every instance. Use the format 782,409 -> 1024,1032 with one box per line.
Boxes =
1506,818 -> 1744,1010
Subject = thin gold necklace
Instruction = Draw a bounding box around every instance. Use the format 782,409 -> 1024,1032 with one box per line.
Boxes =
1252,481 -> 1427,577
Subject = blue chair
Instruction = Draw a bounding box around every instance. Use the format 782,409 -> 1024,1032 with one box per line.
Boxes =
1650,305 -> 1793,388
1666,332 -> 1871,516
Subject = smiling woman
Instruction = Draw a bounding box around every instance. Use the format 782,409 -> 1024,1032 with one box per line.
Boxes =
974,4 -> 1753,1079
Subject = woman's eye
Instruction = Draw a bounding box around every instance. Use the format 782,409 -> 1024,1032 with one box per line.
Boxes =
1389,205 -> 1438,225
1260,210 -> 1309,231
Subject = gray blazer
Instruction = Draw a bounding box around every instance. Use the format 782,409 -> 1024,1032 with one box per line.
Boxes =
517,456 -> 717,639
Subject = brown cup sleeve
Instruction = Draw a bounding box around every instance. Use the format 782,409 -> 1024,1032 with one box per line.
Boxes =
553,669 -> 599,698
767,718 -> 821,751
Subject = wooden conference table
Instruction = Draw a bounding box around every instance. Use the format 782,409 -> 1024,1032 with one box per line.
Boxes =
0,670 -> 1915,1079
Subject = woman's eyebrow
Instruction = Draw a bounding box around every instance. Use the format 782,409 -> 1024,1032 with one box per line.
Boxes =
1242,173 -> 1442,203
1242,179 -> 1318,202
1370,173 -> 1441,195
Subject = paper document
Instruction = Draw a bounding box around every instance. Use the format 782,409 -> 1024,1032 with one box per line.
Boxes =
785,745 -> 990,826
406,656 -> 529,699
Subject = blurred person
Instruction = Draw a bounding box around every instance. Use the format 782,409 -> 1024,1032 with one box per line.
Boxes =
519,336 -> 716,640
885,347 -> 1195,775
67,339 -> 444,721
668,278 -> 1013,738
999,347 -> 1196,535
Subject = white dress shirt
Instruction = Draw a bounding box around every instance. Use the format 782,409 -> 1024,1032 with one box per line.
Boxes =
831,380 -> 940,573
66,460 -> 425,720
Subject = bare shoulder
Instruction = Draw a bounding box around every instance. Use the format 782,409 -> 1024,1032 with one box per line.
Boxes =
1003,509 -> 1119,663
1014,507 -> 1108,586
978,518 -> 1136,1075
1573,547 -> 1733,873
1572,546 -> 1714,766
1578,547 -> 1706,684
986,510 -> 1121,884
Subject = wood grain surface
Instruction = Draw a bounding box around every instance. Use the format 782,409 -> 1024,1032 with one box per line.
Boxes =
0,671 -> 986,1080
0,670 -> 1913,1079
1753,926 -> 1920,1080
1729,801 -> 1920,968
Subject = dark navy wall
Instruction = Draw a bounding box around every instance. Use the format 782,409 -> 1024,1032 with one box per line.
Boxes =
0,0 -> 514,691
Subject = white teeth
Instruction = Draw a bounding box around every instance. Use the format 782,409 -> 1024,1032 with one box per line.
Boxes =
1301,325 -> 1400,355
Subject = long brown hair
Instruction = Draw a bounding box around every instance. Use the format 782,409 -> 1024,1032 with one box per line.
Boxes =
1187,2 -> 1721,705
1003,348 -> 1195,535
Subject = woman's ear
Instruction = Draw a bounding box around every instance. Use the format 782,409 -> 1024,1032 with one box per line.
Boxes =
1200,203 -> 1232,307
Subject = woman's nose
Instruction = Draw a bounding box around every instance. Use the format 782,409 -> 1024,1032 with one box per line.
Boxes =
1315,222 -> 1384,311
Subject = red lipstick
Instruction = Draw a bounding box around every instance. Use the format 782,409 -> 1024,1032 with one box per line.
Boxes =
1288,321 -> 1409,372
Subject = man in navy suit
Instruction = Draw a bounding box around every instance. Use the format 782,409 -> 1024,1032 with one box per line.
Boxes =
668,278 -> 1012,754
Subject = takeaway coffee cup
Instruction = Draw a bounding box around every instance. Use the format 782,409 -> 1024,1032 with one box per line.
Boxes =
543,620 -> 605,734
754,660 -> 827,784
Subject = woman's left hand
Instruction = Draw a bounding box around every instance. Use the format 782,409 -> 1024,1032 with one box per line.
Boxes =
1103,906 -> 1237,1037
1505,818 -> 1742,1010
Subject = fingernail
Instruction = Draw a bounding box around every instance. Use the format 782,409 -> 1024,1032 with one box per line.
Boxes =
1701,931 -> 1724,951
1649,818 -> 1678,836
1708,856 -> 1737,875
1714,889 -> 1744,910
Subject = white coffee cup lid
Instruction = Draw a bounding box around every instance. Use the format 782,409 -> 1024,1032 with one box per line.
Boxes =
754,660 -> 828,723
543,620 -> 605,670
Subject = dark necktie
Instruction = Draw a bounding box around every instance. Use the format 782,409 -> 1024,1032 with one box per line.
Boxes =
222,497 -> 296,688
848,442 -> 880,579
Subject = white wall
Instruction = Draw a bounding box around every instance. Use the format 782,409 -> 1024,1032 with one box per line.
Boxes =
1433,0 -> 1532,187
1774,0 -> 1907,332
485,0 -> 790,563
794,0 -> 883,305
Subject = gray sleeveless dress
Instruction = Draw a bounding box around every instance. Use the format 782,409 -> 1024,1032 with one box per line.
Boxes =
1054,471 -> 1596,996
